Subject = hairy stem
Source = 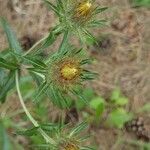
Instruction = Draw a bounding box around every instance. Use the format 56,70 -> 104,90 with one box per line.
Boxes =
15,71 -> 56,145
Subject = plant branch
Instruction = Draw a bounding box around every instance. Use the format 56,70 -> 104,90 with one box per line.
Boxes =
23,34 -> 48,56
15,70 -> 56,145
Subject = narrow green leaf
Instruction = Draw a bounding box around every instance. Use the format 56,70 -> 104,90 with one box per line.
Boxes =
47,86 -> 62,108
11,52 -> 47,69
69,122 -> 87,137
0,71 -> 15,103
88,20 -> 107,28
94,7 -> 108,15
58,31 -> 69,53
0,122 -> 12,150
27,67 -> 47,74
0,69 -> 7,88
0,18 -> 22,54
16,127 -> 39,136
0,57 -> 18,70
0,48 -> 12,59
23,56 -> 47,69
56,0 -> 64,12
72,89 -> 88,104
30,71 -> 44,86
47,85 -> 71,108
81,70 -> 97,80
40,123 -> 59,132
80,146 -> 96,150
44,0 -> 60,16
83,29 -> 97,45
80,59 -> 92,65
33,82 -> 49,103
19,76 -> 35,100
130,0 -> 150,7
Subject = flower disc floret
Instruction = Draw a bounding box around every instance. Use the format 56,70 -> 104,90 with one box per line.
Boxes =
60,63 -> 79,80
74,1 -> 93,21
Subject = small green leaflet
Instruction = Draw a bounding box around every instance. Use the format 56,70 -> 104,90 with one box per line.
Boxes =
107,108 -> 132,129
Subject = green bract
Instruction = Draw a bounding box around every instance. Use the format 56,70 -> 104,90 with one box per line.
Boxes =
44,0 -> 107,43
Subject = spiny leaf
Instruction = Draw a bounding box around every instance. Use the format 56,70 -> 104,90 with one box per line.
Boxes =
27,67 -> 47,74
80,146 -> 96,150
0,18 -> 22,54
88,20 -> 107,28
80,59 -> 92,65
16,127 -> 39,136
56,0 -> 64,12
69,122 -> 88,137
33,82 -> 49,103
82,29 -> 97,45
72,89 -> 88,104
11,52 -> 47,69
40,123 -> 59,132
0,71 -> 15,103
44,0 -> 60,16
47,86 -> 71,109
0,122 -> 12,150
0,57 -> 18,70
94,7 -> 108,15
58,31 -> 69,53
81,71 -> 97,80
23,56 -> 47,69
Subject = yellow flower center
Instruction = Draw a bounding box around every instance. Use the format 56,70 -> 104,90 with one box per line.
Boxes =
61,64 -> 79,80
64,143 -> 79,150
75,1 -> 92,18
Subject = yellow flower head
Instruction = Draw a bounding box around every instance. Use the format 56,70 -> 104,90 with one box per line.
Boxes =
73,1 -> 93,23
75,1 -> 92,18
60,63 -> 79,81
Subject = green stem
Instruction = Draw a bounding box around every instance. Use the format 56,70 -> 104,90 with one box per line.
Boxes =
23,34 -> 48,56
15,71 -> 56,145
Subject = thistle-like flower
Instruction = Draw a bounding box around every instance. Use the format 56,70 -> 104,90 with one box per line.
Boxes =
44,0 -> 107,43
33,44 -> 96,108
73,1 -> 93,24
46,48 -> 96,108
45,122 -> 94,150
